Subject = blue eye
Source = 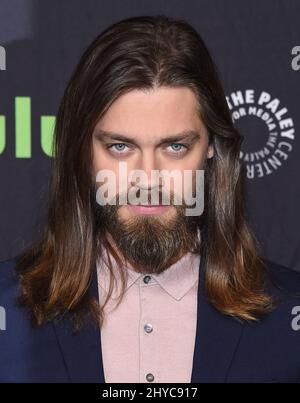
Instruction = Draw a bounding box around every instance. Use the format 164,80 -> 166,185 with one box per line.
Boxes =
108,143 -> 129,153
167,143 -> 188,154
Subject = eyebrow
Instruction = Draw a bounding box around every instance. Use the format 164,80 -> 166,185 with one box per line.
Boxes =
94,129 -> 201,146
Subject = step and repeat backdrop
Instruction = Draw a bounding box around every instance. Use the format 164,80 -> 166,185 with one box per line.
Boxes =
0,0 -> 299,271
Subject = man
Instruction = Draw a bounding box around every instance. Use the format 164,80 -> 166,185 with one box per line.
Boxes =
1,15 -> 300,383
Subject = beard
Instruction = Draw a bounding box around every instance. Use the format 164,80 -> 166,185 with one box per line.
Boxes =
92,187 -> 201,275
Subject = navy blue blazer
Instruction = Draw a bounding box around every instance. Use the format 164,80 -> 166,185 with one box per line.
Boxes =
1,255 -> 300,383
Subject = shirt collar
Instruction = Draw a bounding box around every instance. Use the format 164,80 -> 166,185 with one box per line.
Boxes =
96,245 -> 201,301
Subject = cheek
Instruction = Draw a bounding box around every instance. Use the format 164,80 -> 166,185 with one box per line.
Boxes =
188,144 -> 209,170
166,146 -> 207,200
92,143 -> 106,172
166,146 -> 207,172
92,143 -> 119,177
92,147 -> 125,199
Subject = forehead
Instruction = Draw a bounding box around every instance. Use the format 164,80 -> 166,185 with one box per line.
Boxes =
94,86 -> 206,139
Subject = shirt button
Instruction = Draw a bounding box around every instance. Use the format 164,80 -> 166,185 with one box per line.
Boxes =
143,275 -> 151,284
144,323 -> 153,333
146,373 -> 155,382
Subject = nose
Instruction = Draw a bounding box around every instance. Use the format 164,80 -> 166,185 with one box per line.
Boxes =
129,152 -> 161,191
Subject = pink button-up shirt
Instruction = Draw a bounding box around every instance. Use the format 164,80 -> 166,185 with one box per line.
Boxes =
96,248 -> 201,383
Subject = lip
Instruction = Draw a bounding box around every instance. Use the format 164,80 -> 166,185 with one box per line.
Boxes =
127,204 -> 169,215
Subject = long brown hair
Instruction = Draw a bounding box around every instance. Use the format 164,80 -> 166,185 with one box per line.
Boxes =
15,14 -> 274,330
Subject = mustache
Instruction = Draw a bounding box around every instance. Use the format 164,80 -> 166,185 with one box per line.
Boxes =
99,188 -> 191,208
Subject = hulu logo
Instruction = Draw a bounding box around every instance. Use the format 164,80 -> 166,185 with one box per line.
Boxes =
0,97 -> 55,157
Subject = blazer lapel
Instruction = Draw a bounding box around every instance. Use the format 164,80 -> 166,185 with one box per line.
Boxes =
191,254 -> 245,382
52,265 -> 105,383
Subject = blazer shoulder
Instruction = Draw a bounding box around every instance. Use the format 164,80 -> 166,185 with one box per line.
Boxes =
0,256 -> 21,301
0,257 -> 18,281
262,258 -> 300,299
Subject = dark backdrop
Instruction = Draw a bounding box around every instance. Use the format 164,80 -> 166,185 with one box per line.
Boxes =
0,0 -> 299,271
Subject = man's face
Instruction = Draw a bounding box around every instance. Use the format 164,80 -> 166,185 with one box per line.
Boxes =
91,86 -> 213,273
